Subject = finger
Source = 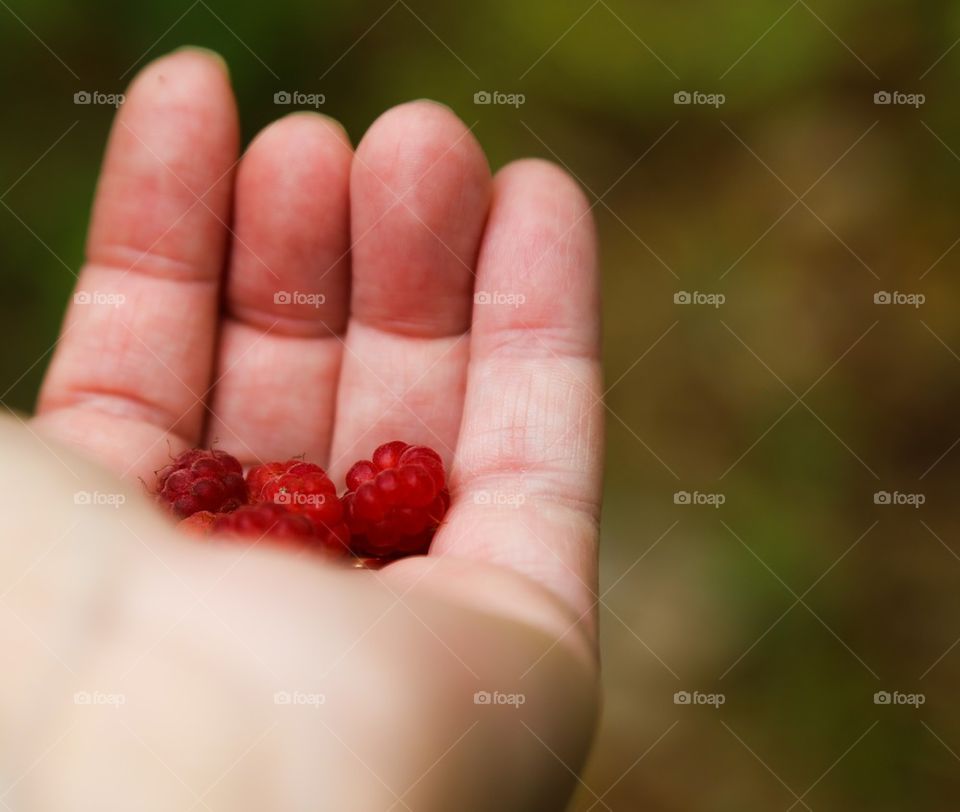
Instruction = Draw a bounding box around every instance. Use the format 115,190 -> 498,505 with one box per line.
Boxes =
328,101 -> 490,476
205,113 -> 352,465
433,159 -> 603,633
35,48 -> 238,476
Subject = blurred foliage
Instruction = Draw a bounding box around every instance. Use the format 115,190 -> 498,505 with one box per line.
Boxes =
2,0 -> 960,808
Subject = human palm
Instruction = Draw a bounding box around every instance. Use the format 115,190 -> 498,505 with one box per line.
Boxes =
13,47 -> 603,809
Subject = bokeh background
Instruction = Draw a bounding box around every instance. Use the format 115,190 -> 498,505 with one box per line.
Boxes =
2,0 -> 960,808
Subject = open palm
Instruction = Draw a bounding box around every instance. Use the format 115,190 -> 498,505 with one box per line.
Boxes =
22,47 -> 603,808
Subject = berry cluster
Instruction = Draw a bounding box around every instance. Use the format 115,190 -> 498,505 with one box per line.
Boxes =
154,441 -> 449,561
343,441 -> 449,557
156,449 -> 247,518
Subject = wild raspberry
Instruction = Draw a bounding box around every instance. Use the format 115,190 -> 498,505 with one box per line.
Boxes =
177,510 -> 217,536
211,503 -> 319,547
156,448 -> 248,519
344,441 -> 449,558
245,461 -> 289,501
246,460 -> 350,553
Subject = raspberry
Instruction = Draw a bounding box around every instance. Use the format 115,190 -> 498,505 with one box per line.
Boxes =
343,441 -> 449,558
211,503 -> 319,547
246,460 -> 350,553
177,510 -> 217,536
245,460 -> 289,501
156,448 -> 248,519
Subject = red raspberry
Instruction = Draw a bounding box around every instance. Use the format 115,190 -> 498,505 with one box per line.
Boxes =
246,460 -> 350,553
156,448 -> 248,519
211,503 -> 319,547
245,460 -> 289,501
177,510 -> 217,536
343,441 -> 449,558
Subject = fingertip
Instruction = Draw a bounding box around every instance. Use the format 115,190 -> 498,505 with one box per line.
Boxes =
128,46 -> 233,103
470,158 -> 599,356
171,45 -> 230,74
355,99 -> 490,189
347,99 -> 492,337
227,111 -> 353,335
116,48 -> 239,162
493,158 -> 595,237
285,110 -> 353,146
91,45 -> 240,265
246,111 -> 352,164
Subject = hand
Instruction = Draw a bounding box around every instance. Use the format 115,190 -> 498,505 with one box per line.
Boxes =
10,47 -> 603,810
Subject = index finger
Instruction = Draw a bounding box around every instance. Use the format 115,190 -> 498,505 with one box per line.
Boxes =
35,49 -> 238,476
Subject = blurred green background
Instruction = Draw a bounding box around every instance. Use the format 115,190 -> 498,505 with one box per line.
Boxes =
3,0 -> 960,808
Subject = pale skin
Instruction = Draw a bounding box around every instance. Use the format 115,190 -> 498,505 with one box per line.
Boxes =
2,47 -> 603,810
